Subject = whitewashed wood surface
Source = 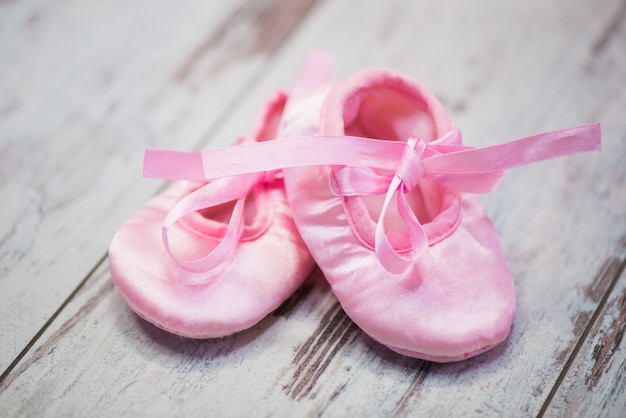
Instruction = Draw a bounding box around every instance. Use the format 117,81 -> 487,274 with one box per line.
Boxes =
1,0 -> 625,416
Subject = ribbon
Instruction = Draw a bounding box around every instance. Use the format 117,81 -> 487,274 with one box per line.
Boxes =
153,51 -> 336,275
160,172 -> 264,275
145,122 -> 601,273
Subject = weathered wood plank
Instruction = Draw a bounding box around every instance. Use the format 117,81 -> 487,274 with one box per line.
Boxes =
0,0 -> 319,372
1,253 -> 623,415
1,0 -> 626,416
542,259 -> 626,418
0,262 -> 498,416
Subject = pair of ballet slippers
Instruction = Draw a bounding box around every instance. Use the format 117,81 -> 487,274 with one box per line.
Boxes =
109,53 -> 600,362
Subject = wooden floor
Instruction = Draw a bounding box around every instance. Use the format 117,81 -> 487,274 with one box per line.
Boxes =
1,0 -> 625,416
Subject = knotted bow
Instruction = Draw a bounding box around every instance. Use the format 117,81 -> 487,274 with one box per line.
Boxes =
144,122 -> 601,274
155,137 -> 277,278
160,171 -> 265,275
330,131 -> 476,273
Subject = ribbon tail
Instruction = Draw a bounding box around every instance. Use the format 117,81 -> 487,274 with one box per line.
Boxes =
424,123 -> 601,193
374,176 -> 428,274
160,174 -> 259,277
144,149 -> 207,181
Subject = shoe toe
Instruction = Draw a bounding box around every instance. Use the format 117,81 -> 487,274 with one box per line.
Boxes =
109,183 -> 313,338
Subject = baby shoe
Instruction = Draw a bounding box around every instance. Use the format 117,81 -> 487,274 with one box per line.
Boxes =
275,66 -> 600,361
109,91 -> 315,338
140,55 -> 600,361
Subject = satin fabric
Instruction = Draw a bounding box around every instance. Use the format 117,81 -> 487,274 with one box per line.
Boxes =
118,54 -> 600,359
277,68 -> 552,361
109,92 -> 315,338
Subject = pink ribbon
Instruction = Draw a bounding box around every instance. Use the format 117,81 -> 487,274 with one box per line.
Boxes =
161,171 -> 264,275
145,122 -> 601,273
153,51 -> 337,274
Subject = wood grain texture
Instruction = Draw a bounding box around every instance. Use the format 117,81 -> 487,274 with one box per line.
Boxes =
544,259 -> 626,417
0,0 -> 319,372
1,0 -> 625,416
0,265 -> 463,416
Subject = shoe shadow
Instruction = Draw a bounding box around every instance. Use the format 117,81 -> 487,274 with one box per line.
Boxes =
359,318 -> 513,375
127,266 -> 331,363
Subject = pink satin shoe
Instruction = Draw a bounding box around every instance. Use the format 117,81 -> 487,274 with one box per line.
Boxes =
109,91 -> 315,338
276,67 -> 600,361
140,54 -> 600,361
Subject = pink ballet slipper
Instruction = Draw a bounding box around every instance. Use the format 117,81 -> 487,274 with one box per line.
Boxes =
142,54 -> 600,361
109,91 -> 315,338
277,67 -> 599,361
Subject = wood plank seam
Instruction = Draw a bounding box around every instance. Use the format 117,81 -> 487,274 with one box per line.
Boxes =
585,284 -> 626,389
0,253 -> 108,385
536,254 -> 626,417
284,302 -> 360,400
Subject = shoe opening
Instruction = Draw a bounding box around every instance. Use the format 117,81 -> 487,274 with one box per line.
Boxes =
321,68 -> 459,250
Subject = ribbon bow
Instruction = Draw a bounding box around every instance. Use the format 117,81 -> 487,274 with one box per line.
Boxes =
144,123 -> 601,274
329,131 -> 473,273
155,137 -> 279,279
159,170 -> 266,276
